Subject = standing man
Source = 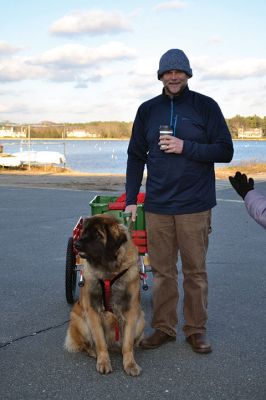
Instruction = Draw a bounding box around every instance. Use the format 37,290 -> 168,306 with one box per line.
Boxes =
125,49 -> 234,353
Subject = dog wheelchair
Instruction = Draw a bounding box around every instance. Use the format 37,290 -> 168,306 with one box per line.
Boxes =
65,193 -> 151,304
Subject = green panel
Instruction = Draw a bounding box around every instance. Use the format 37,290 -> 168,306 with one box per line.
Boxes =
89,194 -> 146,229
89,195 -> 118,215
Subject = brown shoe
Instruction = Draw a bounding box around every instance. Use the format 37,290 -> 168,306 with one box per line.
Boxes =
186,333 -> 212,354
140,330 -> 176,350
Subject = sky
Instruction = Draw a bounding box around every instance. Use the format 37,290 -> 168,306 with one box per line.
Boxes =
0,0 -> 266,124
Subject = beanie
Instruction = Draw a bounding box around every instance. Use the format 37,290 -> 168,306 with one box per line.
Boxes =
157,49 -> 193,79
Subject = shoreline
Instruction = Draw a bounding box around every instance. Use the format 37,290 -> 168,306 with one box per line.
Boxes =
1,166 -> 266,191
0,137 -> 130,142
0,169 -> 128,191
1,137 -> 266,140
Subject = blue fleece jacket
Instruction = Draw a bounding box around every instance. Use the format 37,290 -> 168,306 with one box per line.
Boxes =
126,85 -> 234,214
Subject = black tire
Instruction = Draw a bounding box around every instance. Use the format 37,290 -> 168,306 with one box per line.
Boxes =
65,237 -> 77,304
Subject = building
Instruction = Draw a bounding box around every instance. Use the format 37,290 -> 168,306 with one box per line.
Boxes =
237,128 -> 263,139
0,126 -> 26,138
66,130 -> 99,138
0,127 -> 16,137
67,130 -> 88,138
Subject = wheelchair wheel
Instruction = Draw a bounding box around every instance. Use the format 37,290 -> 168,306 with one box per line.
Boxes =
65,237 -> 77,304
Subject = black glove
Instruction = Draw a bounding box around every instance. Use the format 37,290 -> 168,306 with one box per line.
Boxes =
229,171 -> 254,199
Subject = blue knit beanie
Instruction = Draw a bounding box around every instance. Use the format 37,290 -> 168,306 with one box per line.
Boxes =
157,49 -> 193,79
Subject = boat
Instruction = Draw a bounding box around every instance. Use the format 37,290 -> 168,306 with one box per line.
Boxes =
0,153 -> 22,167
0,151 -> 66,167
12,151 -> 66,165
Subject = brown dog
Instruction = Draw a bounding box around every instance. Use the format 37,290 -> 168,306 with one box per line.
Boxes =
64,214 -> 145,376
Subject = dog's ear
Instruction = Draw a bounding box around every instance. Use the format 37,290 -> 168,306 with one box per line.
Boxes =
114,231 -> 128,251
106,223 -> 128,254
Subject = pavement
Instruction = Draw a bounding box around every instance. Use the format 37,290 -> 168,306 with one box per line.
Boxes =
0,180 -> 266,400
0,171 -> 128,192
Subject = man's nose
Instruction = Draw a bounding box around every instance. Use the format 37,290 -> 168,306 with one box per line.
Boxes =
170,71 -> 179,79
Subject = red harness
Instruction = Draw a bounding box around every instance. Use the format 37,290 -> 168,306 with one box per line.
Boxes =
99,269 -> 129,341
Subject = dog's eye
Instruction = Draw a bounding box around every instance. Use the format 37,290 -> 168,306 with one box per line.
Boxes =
82,230 -> 101,241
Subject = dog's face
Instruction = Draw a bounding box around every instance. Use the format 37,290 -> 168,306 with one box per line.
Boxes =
74,214 -> 128,271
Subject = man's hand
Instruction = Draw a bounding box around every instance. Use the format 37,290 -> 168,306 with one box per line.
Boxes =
229,171 -> 254,199
125,204 -> 137,222
159,135 -> 184,154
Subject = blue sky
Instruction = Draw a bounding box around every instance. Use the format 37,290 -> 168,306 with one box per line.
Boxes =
0,0 -> 265,123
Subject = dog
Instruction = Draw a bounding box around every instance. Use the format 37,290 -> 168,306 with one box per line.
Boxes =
65,213 -> 145,376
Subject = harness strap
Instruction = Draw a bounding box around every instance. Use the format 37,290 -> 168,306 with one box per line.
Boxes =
103,279 -> 112,312
110,268 -> 129,285
99,268 -> 129,342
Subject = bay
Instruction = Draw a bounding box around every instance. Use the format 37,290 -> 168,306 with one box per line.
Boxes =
1,139 -> 266,174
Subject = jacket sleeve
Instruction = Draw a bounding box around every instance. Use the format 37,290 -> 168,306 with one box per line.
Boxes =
182,98 -> 234,163
125,105 -> 148,206
244,189 -> 266,229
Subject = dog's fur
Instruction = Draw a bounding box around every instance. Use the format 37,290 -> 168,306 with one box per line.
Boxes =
65,214 -> 145,376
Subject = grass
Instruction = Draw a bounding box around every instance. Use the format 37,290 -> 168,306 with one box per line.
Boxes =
1,162 -> 266,179
0,164 -> 70,174
215,162 -> 266,179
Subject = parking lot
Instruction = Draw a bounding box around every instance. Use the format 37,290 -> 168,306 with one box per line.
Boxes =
0,181 -> 265,400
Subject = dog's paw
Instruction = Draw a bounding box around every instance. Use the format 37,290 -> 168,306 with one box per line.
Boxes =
124,361 -> 142,377
85,348 -> 97,358
96,355 -> 113,374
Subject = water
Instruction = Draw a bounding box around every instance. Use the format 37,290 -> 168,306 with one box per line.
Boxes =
1,139 -> 266,174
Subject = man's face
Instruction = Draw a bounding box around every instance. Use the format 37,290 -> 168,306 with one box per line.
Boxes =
161,70 -> 189,96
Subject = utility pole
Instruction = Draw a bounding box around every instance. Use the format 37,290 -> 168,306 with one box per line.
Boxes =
63,124 -> 66,169
28,125 -> 31,170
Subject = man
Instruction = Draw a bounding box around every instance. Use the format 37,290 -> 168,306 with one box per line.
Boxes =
229,171 -> 266,229
125,49 -> 234,353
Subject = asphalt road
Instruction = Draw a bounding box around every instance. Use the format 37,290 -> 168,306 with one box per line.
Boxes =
0,181 -> 266,400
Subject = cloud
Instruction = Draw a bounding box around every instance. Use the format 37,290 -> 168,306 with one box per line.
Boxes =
50,9 -> 133,36
129,8 -> 143,18
199,58 -> 266,80
129,70 -> 157,93
153,1 -> 189,11
74,81 -> 88,89
33,42 -> 137,68
0,42 -> 136,85
0,57 -> 47,82
0,102 -> 30,114
0,41 -> 23,56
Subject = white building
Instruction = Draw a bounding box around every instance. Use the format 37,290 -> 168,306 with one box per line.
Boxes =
67,130 -> 88,138
0,127 -> 26,138
67,130 -> 100,138
0,127 -> 16,137
237,128 -> 263,139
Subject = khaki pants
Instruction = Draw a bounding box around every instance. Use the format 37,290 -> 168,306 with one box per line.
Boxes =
145,210 -> 211,337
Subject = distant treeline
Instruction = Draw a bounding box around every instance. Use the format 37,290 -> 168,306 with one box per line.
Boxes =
226,115 -> 266,138
3,115 -> 266,138
30,121 -> 133,139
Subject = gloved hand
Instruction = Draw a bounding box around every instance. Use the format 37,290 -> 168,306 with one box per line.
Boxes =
229,171 -> 254,199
